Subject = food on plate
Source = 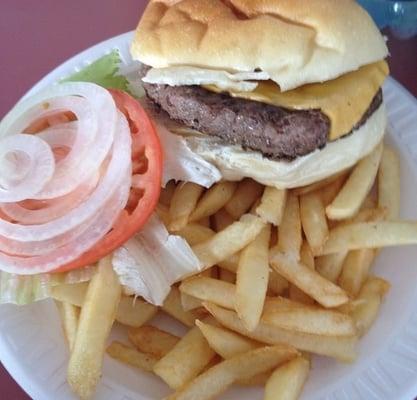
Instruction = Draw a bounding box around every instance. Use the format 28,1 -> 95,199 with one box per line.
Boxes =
133,0 -> 389,189
264,356 -> 310,400
2,1 -> 417,400
67,256 -> 121,399
165,345 -> 299,400
107,341 -> 159,372
153,319 -> 217,389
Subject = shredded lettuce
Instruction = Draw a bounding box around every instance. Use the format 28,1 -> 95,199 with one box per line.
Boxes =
62,50 -> 132,94
112,214 -> 202,305
0,266 -> 96,305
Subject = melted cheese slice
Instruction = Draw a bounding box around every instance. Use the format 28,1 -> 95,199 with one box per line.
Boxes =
206,61 -> 388,140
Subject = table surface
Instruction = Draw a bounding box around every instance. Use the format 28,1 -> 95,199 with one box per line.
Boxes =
0,1 -> 417,399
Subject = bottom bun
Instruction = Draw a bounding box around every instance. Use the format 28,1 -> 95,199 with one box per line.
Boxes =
184,103 -> 387,189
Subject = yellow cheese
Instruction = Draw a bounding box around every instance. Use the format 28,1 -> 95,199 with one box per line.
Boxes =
206,61 -> 389,141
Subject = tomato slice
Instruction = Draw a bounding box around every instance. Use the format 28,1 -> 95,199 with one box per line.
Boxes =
54,90 -> 163,272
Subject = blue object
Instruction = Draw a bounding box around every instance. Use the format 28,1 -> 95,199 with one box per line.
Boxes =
358,0 -> 417,38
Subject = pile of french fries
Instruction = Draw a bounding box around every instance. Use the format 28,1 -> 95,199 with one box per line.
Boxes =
53,142 -> 415,400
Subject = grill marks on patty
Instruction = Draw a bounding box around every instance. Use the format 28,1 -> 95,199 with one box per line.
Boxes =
142,73 -> 383,160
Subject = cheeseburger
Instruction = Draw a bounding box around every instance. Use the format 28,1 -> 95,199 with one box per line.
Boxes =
131,0 -> 388,188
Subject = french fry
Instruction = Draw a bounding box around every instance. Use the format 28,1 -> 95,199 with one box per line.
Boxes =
51,282 -> 88,307
270,250 -> 348,308
225,178 -> 264,219
180,276 -> 235,310
343,207 -> 387,225
262,297 -> 357,336
316,206 -> 385,281
204,302 -> 357,362
189,181 -> 237,222
67,257 -> 121,400
300,241 -> 315,270
116,296 -> 158,327
169,182 -> 204,231
289,242 -> 316,305
218,254 -> 288,295
166,345 -> 299,400
162,286 -> 201,327
156,203 -> 170,226
320,172 -> 350,206
300,191 -> 329,255
55,301 -> 79,351
315,251 -> 348,283
192,214 -> 265,268
153,321 -> 216,389
196,319 -> 261,358
320,221 -> 417,254
292,170 -> 348,197
338,249 -> 376,297
211,208 -> 235,232
219,268 -> 236,283
160,180 -> 177,206
255,187 -> 287,226
217,254 -> 240,272
176,223 -> 215,246
265,357 -> 310,400
107,341 -> 158,372
236,225 -> 271,331
378,146 -> 400,219
277,194 -> 302,259
326,143 -> 383,220
237,371 -> 270,386
181,292 -> 203,311
52,283 -> 158,328
128,325 -> 179,358
351,276 -> 390,337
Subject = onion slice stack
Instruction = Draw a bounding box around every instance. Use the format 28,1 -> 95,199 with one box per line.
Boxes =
0,82 -> 132,274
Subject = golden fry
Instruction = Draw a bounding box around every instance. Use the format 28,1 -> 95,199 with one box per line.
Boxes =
153,322 -> 216,389
236,225 -> 271,331
256,187 -> 287,226
190,181 -> 237,222
192,214 -> 265,268
67,257 -> 121,400
128,325 -> 179,358
107,341 -> 158,372
378,146 -> 400,219
166,345 -> 298,400
326,143 -> 383,220
265,357 -> 310,400
169,182 -> 204,231
225,178 -> 264,219
204,302 -> 357,362
270,250 -> 348,308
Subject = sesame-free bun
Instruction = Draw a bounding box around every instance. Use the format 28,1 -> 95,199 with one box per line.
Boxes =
131,0 -> 388,91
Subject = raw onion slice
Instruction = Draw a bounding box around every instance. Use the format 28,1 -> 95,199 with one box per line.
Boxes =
0,82 -> 133,274
0,172 -> 99,225
0,134 -> 55,202
1,83 -> 117,199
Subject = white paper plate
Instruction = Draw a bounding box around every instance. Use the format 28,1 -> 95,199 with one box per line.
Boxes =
1,31 -> 417,400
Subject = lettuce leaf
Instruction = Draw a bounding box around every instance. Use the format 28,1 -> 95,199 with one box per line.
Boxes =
113,214 -> 202,305
0,266 -> 96,305
62,50 -> 131,93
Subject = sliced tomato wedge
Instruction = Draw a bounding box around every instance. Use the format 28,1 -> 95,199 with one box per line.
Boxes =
54,90 -> 163,272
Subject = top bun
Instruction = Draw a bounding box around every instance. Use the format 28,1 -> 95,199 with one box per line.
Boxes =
131,0 -> 388,91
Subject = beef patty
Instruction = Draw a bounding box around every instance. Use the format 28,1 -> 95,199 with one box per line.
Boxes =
142,78 -> 383,160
